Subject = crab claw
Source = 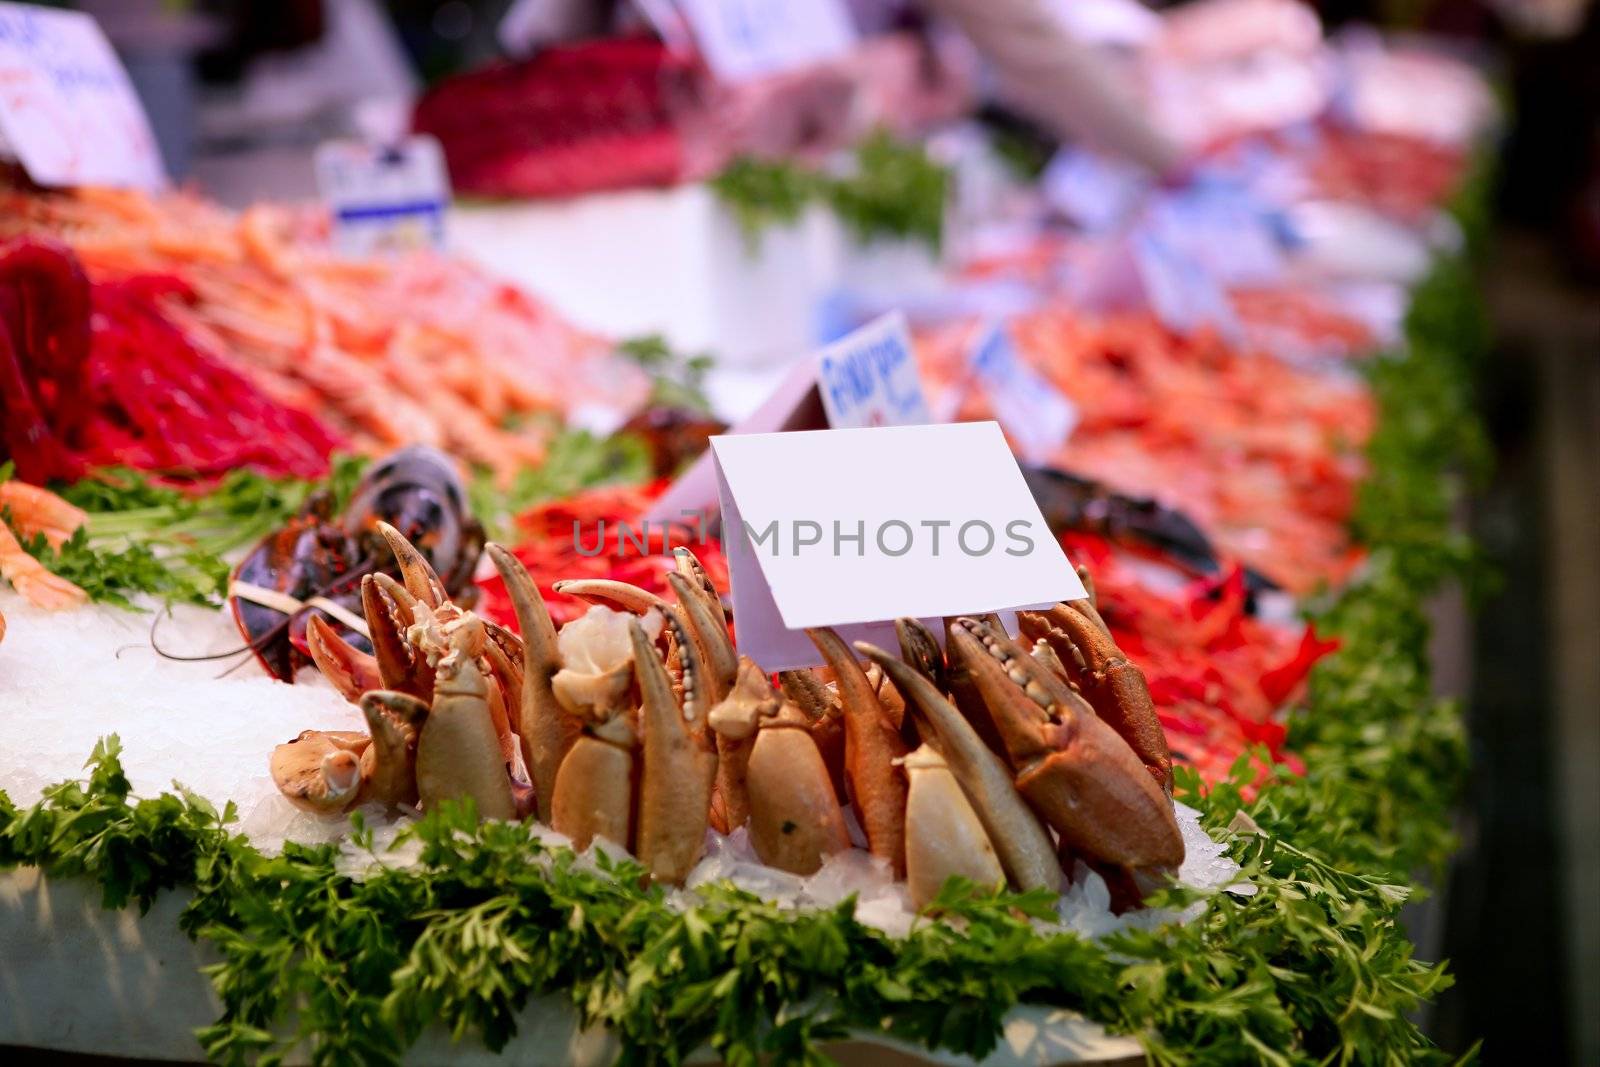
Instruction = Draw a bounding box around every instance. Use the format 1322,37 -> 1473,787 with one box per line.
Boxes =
738,696 -> 851,877
550,715 -> 636,853
270,730 -> 369,815
857,641 -> 1062,894
305,614 -> 382,703
895,618 -> 946,693
705,657 -> 776,832
632,615 -> 716,884
358,691 -> 428,807
948,617 -> 1183,880
1018,602 -> 1173,795
377,520 -> 447,608
416,650 -> 516,821
901,745 -> 1006,909
552,605 -> 649,719
488,544 -> 576,822
365,574 -> 435,700
777,668 -> 847,802
807,627 -> 908,877
666,569 -> 736,704
553,578 -> 669,615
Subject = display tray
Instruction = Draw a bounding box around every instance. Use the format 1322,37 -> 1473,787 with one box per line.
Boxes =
0,590 -> 1183,1066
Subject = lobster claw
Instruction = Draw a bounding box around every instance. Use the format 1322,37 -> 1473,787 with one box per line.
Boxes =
1018,599 -> 1173,795
947,617 -> 1184,882
633,613 -> 717,884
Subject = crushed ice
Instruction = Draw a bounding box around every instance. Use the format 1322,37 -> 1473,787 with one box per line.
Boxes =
1,592 -> 1247,941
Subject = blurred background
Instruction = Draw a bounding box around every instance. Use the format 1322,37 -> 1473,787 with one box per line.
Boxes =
6,1 -> 1597,1062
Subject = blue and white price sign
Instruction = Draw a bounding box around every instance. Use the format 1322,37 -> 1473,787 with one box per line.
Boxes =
817,312 -> 932,430
314,136 -> 451,258
969,321 -> 1078,464
0,3 -> 165,189
674,0 -> 856,82
1131,229 -> 1240,339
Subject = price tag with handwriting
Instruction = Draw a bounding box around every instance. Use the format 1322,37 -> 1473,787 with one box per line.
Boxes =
645,312 -> 931,524
816,311 -> 931,429
315,136 -> 451,257
0,3 -> 164,189
970,321 -> 1078,464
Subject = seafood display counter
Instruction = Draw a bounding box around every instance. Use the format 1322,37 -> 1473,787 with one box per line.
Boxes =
0,6 -> 1499,1059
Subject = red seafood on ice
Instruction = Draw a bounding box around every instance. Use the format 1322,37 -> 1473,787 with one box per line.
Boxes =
0,187 -> 650,482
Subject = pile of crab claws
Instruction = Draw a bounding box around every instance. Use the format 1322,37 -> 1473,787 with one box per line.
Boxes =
275,539 -> 1183,907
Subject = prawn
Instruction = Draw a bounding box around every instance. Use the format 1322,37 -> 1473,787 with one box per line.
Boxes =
0,519 -> 87,610
0,479 -> 87,548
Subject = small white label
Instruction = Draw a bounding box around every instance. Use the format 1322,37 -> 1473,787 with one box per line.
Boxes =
675,0 -> 856,82
0,3 -> 165,190
816,312 -> 932,430
970,321 -> 1078,465
1041,148 -> 1148,233
1132,229 -> 1239,338
713,422 -> 1084,670
314,135 -> 451,257
643,312 -> 932,525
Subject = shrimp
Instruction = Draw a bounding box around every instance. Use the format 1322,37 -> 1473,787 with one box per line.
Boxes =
0,479 -> 87,548
0,520 -> 87,610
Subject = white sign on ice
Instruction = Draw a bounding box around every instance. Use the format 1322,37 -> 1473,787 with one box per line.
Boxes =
0,3 -> 165,189
643,312 -> 931,524
675,0 -> 856,82
314,135 -> 451,257
969,321 -> 1078,465
712,422 -> 1084,671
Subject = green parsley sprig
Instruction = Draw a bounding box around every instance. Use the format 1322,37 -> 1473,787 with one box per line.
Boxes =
2,458 -> 368,610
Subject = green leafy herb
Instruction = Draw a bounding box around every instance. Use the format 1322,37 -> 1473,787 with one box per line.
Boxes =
617,334 -> 717,413
5,458 -> 370,610
712,131 -> 949,252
